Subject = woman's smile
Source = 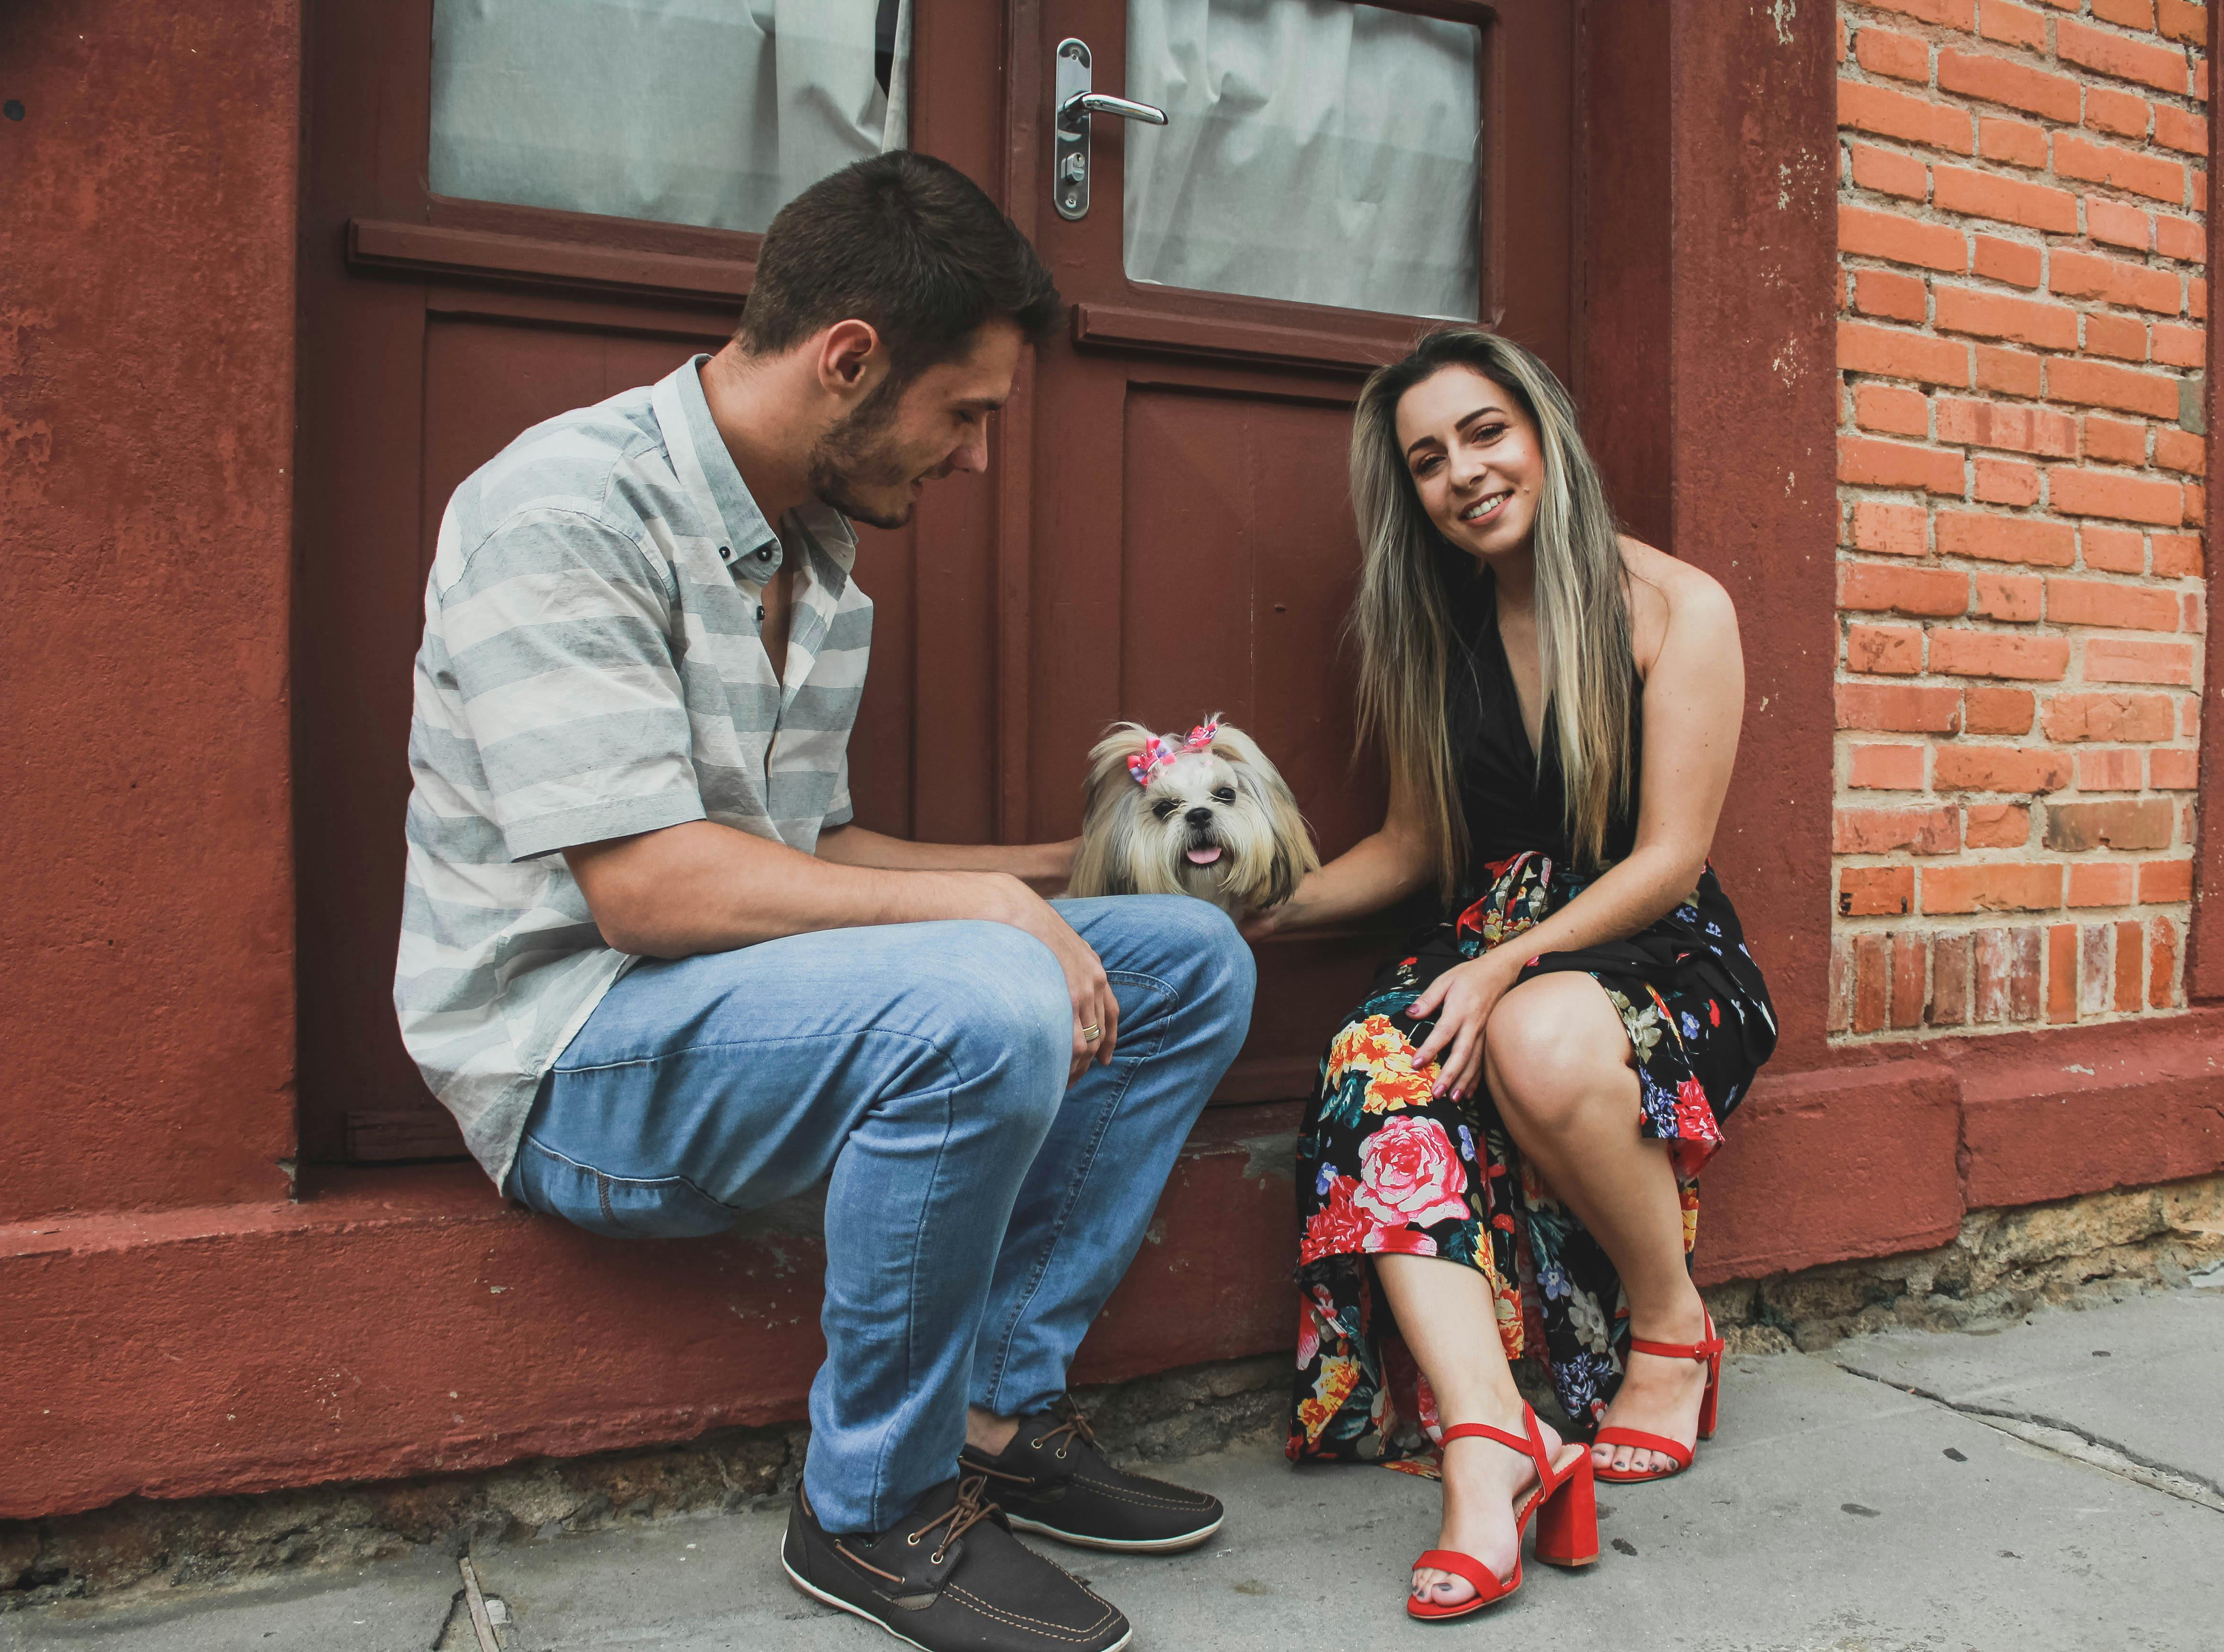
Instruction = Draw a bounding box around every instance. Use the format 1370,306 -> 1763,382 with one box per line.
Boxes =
1459,488 -> 1513,525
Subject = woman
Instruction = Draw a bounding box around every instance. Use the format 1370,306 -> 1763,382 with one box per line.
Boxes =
1258,329 -> 1777,1617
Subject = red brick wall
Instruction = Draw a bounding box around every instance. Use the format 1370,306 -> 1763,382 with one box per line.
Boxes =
1832,0 -> 2209,1036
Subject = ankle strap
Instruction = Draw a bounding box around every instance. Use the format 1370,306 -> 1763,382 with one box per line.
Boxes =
1437,1405 -> 1551,1482
1627,1311 -> 1723,1364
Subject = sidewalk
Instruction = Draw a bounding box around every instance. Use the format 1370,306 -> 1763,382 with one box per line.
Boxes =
11,1282 -> 2220,1652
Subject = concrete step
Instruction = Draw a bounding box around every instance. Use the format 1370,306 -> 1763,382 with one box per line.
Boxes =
12,1282 -> 2222,1652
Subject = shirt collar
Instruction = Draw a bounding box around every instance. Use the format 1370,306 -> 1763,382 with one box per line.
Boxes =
651,356 -> 774,567
651,355 -> 858,594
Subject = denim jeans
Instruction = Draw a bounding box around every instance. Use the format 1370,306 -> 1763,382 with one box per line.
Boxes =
506,896 -> 1255,1535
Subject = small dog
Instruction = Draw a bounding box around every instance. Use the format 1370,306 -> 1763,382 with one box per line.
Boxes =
1068,715 -> 1320,919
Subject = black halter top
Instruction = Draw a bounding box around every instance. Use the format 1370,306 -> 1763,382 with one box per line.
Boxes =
1447,570 -> 1643,874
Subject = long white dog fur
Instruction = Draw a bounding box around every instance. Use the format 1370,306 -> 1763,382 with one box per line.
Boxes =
1067,717 -> 1321,919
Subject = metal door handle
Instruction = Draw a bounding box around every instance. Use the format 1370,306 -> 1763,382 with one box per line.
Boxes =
1056,92 -> 1168,136
1052,39 -> 1165,222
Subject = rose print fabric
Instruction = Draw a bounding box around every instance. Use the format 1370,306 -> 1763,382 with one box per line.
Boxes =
1287,852 -> 1777,1463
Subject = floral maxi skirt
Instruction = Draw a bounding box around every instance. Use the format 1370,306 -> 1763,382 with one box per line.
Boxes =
1287,851 -> 1777,1463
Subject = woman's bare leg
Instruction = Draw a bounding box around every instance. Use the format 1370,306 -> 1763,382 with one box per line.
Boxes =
1480,973 -> 1711,1476
1373,1253 -> 1566,1608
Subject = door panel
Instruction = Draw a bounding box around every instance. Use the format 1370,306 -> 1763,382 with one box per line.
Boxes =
1117,388 -> 1365,839
418,321 -> 716,573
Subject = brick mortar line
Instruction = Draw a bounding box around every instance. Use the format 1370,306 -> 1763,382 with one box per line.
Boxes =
1840,146 -> 2205,227
1841,2 -> 2212,98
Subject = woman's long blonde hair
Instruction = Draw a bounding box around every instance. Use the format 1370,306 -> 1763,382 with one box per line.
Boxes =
1349,328 -> 1634,893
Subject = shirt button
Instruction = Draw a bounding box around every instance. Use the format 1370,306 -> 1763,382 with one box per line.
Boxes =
717,545 -> 732,562
756,605 -> 766,621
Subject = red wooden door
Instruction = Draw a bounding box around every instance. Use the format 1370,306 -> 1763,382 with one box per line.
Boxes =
1015,0 -> 1575,1104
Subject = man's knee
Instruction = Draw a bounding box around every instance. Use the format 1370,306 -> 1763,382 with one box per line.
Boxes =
1092,895 -> 1258,1017
921,921 -> 1071,1098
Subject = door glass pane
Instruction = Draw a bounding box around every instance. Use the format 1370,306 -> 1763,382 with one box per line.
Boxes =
430,0 -> 911,233
1123,0 -> 1480,320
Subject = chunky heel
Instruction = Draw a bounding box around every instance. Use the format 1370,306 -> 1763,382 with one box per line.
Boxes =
1696,1360 -> 1720,1441
1531,1456 -> 1598,1568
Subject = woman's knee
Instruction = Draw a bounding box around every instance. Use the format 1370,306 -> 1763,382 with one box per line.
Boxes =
1483,980 -> 1631,1134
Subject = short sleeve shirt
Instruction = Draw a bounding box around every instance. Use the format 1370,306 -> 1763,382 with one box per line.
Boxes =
394,355 -> 873,1189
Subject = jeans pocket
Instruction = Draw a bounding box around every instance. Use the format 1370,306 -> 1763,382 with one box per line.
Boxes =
511,1136 -> 738,1239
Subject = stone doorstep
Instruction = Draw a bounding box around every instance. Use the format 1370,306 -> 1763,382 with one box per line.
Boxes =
5,1170 -> 2218,1617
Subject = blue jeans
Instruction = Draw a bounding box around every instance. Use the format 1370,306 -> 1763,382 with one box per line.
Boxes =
506,896 -> 1255,1534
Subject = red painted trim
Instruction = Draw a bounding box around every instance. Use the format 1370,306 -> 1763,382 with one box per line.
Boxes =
1696,1060 -> 1965,1283
345,219 -> 755,304
0,0 -> 303,1221
0,1105 -> 1298,1522
1584,0 -> 1840,1071
2192,0 -> 2224,1002
1941,1008 -> 2224,1208
10,1018 -> 2220,1521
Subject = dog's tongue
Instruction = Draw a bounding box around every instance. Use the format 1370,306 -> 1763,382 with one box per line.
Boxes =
1185,846 -> 1224,867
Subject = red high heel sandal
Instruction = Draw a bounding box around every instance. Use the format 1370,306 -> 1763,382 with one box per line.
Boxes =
1591,1311 -> 1725,1484
1407,1403 -> 1598,1622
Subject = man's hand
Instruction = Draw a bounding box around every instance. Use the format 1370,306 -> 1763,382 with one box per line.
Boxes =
988,876 -> 1118,1081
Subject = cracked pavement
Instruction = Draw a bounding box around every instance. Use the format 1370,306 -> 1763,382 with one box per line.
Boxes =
9,1283 -> 2221,1652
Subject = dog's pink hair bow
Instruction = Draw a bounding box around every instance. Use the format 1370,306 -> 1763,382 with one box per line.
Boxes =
1127,717 -> 1222,788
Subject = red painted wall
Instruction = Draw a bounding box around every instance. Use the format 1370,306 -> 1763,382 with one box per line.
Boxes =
0,0 -> 300,1222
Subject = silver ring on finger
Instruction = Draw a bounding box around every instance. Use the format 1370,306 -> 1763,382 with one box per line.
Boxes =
1080,1022 -> 1103,1043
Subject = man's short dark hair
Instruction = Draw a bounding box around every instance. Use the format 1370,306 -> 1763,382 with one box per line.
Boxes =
740,151 -> 1062,385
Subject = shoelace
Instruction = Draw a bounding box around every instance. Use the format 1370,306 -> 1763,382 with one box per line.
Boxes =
1031,1402 -> 1098,1462
905,1472 -> 998,1565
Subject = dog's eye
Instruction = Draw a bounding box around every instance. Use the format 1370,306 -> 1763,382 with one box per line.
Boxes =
1211,787 -> 1237,805
1151,800 -> 1178,821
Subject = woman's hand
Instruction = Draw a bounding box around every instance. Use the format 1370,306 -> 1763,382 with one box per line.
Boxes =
1407,949 -> 1526,1102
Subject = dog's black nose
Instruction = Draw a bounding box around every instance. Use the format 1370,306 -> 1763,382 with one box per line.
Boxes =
1185,805 -> 1213,827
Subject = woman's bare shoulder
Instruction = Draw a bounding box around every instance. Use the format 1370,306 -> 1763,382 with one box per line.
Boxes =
1617,536 -> 1734,674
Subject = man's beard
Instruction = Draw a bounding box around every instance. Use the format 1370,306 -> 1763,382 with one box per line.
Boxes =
807,379 -> 918,531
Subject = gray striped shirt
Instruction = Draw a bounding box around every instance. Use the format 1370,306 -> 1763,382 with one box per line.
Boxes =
394,355 -> 872,1188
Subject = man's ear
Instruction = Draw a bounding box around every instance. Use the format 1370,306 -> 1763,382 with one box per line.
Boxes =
814,319 -> 885,404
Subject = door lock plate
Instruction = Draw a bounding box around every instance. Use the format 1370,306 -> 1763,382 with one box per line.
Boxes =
1053,38 -> 1093,221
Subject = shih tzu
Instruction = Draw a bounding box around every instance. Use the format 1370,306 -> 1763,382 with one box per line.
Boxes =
1067,715 -> 1320,919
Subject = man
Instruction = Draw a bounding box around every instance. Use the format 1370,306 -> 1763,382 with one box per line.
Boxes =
394,152 -> 1255,1652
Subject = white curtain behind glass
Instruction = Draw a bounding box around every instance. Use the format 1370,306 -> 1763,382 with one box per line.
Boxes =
430,0 -> 911,234
1124,0 -> 1479,320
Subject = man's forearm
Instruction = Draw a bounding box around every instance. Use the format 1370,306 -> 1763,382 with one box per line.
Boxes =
564,821 -> 1039,958
816,824 -> 1074,891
